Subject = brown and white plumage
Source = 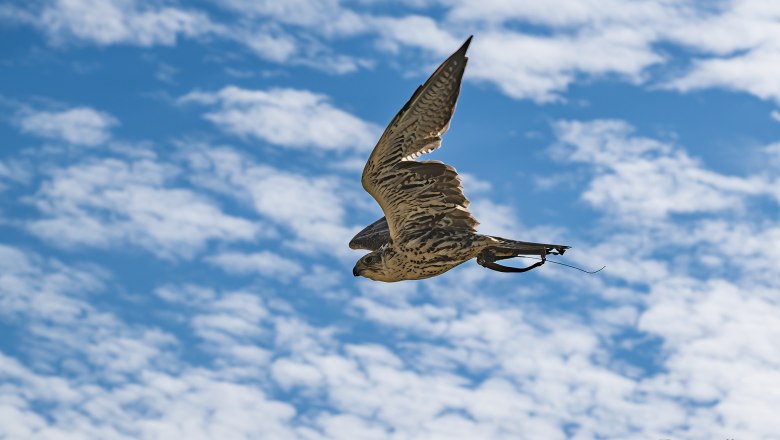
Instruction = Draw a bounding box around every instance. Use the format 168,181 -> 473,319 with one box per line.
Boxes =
352,37 -> 569,282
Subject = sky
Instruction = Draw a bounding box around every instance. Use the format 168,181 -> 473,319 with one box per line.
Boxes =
1,0 -> 780,438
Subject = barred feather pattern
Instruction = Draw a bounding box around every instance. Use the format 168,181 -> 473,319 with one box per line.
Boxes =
362,38 -> 474,243
352,37 -> 570,282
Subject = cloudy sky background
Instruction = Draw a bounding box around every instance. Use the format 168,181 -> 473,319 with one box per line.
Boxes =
2,0 -> 780,438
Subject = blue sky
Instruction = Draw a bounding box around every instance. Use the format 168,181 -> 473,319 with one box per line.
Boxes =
1,0 -> 780,438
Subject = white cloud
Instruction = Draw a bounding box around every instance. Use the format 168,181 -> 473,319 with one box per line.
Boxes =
0,159 -> 32,192
154,283 -> 216,305
33,0 -> 216,47
206,250 -> 304,280
648,0 -> 780,103
8,1 -> 780,102
379,13 -> 664,103
4,205 -> 780,439
544,120 -> 780,436
191,292 -> 269,342
475,29 -> 662,102
4,3 -> 780,437
0,244 -> 176,383
227,28 -> 299,63
271,357 -> 325,389
447,1 -> 780,104
667,219 -> 780,285
340,293 -> 651,437
0,244 -> 104,324
180,86 -> 381,152
26,155 -> 260,259
546,118 -> 780,290
185,146 -> 363,259
371,14 -> 461,54
362,4 -> 667,102
0,249 -> 300,437
343,262 -> 780,438
6,0 -> 780,102
458,173 -> 492,194
215,0 -> 368,37
1,0 -> 373,73
451,0 -> 676,26
638,277 -> 780,436
765,141 -> 780,169
366,1 -> 780,104
667,47 -> 780,102
16,106 -> 117,146
0,354 -> 301,439
553,119 -> 773,222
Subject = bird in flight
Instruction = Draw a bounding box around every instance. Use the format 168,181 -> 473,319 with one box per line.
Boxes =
351,36 -> 569,282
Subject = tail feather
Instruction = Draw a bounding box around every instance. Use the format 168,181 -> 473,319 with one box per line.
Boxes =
488,236 -> 570,257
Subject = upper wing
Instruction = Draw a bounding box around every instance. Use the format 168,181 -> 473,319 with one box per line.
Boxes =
376,160 -> 478,239
361,37 -> 476,241
349,216 -> 390,250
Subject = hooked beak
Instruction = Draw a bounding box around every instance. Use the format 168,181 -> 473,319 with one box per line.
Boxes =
352,265 -> 361,277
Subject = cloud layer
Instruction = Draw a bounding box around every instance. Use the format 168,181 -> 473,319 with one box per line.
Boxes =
180,87 -> 381,152
2,1 -> 780,438
7,0 -> 780,102
16,106 -> 117,146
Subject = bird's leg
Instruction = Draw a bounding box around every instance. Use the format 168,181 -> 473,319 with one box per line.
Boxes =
477,247 -> 546,273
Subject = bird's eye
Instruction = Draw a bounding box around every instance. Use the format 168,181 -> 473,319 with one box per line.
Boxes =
365,256 -> 376,264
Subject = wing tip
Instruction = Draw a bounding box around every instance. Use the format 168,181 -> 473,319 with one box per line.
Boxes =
458,36 -> 473,55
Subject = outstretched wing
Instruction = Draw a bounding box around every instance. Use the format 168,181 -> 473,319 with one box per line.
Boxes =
349,217 -> 390,250
361,36 -> 477,241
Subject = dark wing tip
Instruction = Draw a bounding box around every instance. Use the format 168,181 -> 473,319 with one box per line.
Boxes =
462,35 -> 473,52
454,36 -> 473,58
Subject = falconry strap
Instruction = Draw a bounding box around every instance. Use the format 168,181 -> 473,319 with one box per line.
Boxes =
476,247 -> 546,273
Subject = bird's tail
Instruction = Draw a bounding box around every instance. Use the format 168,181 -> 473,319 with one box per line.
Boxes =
486,236 -> 570,259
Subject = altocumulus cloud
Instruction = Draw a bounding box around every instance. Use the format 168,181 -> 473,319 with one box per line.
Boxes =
553,119 -> 775,221
180,86 -> 382,152
26,154 -> 260,259
2,0 -> 780,438
7,1 -> 780,102
4,0 -> 216,47
16,106 -> 117,146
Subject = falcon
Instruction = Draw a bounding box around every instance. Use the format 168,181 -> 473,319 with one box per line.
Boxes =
351,36 -> 569,282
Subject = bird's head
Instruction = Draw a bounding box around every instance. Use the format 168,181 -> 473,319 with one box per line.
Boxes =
353,250 -> 393,281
